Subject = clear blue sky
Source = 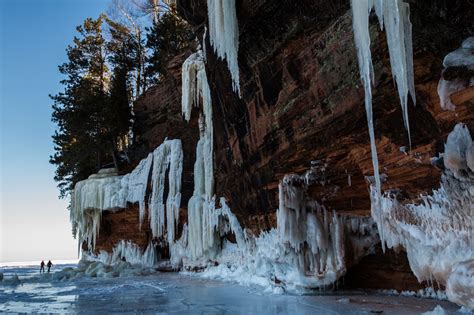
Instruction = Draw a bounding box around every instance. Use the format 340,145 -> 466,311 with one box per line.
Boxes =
0,0 -> 109,262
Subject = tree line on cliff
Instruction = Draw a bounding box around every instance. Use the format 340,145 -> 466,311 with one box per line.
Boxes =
50,1 -> 194,198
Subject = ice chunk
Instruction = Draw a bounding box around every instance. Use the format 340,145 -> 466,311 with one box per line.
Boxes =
422,305 -> 447,315
443,37 -> 474,69
446,260 -> 474,309
443,123 -> 473,179
438,36 -> 474,110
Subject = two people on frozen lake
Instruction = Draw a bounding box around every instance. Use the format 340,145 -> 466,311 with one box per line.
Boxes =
40,260 -> 53,273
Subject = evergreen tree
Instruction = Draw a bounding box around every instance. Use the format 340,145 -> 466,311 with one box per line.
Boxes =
145,12 -> 193,83
50,15 -> 131,198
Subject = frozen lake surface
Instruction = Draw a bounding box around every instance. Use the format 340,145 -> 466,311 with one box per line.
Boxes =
0,263 -> 464,314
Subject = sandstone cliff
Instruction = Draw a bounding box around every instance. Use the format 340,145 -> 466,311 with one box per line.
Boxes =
88,0 -> 473,294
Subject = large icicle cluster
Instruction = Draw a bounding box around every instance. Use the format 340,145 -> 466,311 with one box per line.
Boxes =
187,171 -> 378,292
351,0 -> 416,250
149,140 -> 183,242
71,168 -> 123,251
103,240 -> 157,267
437,37 -> 474,111
181,48 -> 380,286
181,50 -> 219,260
371,123 -> 474,308
71,139 -> 183,252
277,174 -> 346,280
206,0 -> 240,94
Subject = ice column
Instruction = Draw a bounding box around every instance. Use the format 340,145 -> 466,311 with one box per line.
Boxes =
182,50 -> 217,260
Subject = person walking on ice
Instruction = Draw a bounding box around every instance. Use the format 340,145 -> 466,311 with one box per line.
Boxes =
46,260 -> 53,273
40,260 -> 45,273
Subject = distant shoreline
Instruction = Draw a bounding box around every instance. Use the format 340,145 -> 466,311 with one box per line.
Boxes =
0,259 -> 78,267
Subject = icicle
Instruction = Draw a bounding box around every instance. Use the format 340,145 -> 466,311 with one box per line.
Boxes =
382,0 -> 415,147
149,139 -> 184,241
109,240 -> 157,267
277,173 -> 348,278
182,51 -> 204,122
351,0 -> 384,249
124,154 -> 153,228
351,0 -> 417,249
206,0 -> 241,95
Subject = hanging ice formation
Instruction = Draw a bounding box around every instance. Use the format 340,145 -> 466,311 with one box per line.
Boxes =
181,50 -> 224,260
178,48 -> 378,286
276,174 -> 371,284
71,139 -> 183,252
351,0 -> 416,249
149,140 -> 183,242
206,0 -> 241,95
187,170 -> 378,291
371,123 -> 473,309
95,240 -> 158,267
437,37 -> 474,111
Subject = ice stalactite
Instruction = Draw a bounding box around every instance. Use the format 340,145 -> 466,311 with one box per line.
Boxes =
149,139 -> 183,242
277,174 -> 346,281
108,240 -> 157,267
71,140 -> 183,253
371,123 -> 474,308
207,0 -> 240,95
351,0 -> 383,249
351,0 -> 416,250
71,168 -> 122,251
276,172 -> 378,284
437,37 -> 474,111
191,170 -> 378,292
122,154 -> 153,228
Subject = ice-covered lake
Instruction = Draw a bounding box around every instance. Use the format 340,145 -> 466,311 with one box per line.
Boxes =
0,262 -> 464,314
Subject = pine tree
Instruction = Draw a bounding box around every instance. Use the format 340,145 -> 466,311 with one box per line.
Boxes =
145,12 -> 194,83
50,15 -> 131,198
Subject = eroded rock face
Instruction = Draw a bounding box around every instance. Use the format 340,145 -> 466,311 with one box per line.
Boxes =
178,0 -> 473,230
93,0 -> 473,292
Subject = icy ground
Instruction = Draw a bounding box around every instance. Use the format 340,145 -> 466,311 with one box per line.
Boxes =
0,263 -> 467,314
